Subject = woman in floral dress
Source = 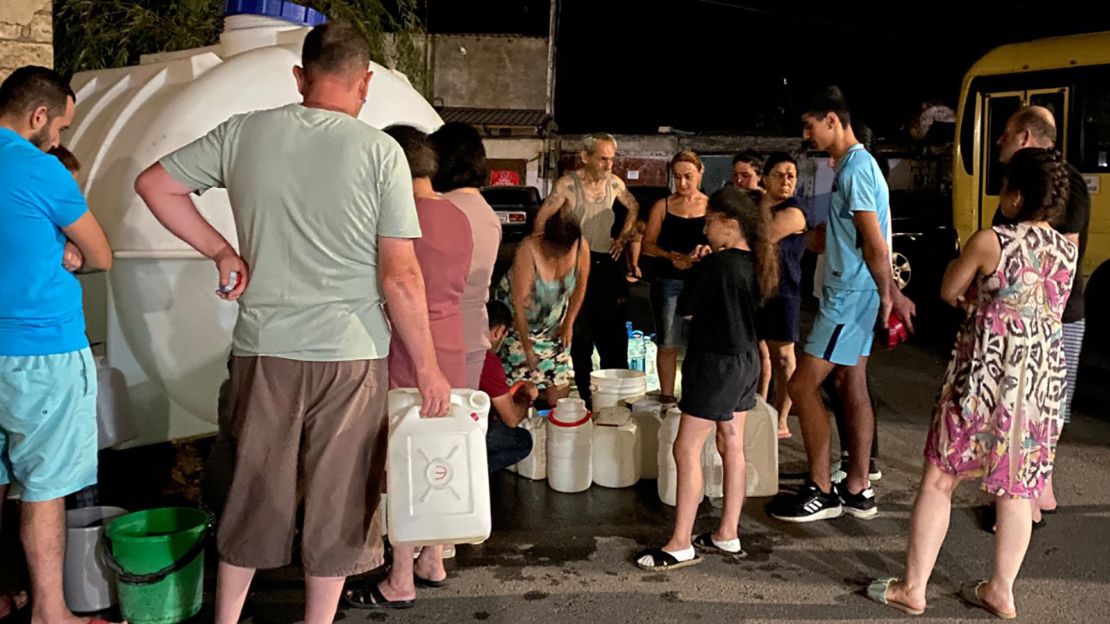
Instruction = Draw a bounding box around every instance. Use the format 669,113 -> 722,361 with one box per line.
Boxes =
870,148 -> 1077,619
496,215 -> 590,406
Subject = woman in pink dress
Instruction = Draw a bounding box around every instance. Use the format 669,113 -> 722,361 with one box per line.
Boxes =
344,125 -> 472,610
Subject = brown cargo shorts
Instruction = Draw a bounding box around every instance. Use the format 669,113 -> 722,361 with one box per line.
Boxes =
218,355 -> 388,577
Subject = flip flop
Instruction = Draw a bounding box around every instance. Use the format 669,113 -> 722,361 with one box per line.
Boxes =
866,578 -> 925,616
634,547 -> 702,571
777,430 -> 792,440
958,580 -> 1016,620
692,532 -> 747,559
1041,506 -> 1059,515
343,583 -> 414,610
414,573 -> 447,589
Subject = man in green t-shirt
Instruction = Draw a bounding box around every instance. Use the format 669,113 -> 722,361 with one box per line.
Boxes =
135,22 -> 449,624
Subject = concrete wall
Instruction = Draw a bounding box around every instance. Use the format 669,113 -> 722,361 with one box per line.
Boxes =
433,34 -> 548,110
0,0 -> 52,82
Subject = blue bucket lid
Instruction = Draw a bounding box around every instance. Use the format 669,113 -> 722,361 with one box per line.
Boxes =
223,0 -> 328,27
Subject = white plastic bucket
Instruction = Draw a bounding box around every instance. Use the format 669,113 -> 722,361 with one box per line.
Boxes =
592,407 -> 639,488
64,506 -> 128,613
630,399 -> 662,479
387,389 -> 492,546
546,398 -> 592,493
589,369 -> 647,410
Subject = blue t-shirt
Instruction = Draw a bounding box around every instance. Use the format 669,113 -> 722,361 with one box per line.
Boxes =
0,128 -> 90,356
824,143 -> 890,292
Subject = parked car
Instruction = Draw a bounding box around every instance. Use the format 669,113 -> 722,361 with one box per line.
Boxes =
482,185 -> 542,281
888,189 -> 960,304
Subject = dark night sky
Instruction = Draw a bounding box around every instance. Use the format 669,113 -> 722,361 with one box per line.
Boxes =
428,0 -> 1110,138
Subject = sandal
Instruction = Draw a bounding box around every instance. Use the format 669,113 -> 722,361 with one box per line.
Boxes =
866,578 -> 925,616
958,580 -> 1016,620
414,573 -> 447,589
777,430 -> 792,440
343,583 -> 414,610
692,532 -> 746,559
634,547 -> 701,571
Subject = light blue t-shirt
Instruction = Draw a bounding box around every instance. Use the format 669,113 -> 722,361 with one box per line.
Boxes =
824,143 -> 890,292
0,128 -> 89,356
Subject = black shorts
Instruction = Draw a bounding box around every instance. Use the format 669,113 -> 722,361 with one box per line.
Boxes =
678,349 -> 760,421
757,295 -> 801,344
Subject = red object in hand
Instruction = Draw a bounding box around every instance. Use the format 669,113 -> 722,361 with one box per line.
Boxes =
886,312 -> 909,350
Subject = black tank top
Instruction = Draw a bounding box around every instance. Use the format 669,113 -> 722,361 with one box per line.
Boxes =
655,197 -> 707,280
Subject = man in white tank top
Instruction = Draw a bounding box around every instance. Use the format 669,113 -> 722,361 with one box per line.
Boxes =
534,133 -> 641,406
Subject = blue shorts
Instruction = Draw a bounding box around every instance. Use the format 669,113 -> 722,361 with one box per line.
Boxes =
803,288 -> 880,367
650,278 -> 689,349
0,348 -> 98,502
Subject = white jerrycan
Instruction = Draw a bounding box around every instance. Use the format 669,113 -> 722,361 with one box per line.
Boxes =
513,412 -> 548,480
592,406 -> 640,488
387,389 -> 492,546
657,407 -> 681,506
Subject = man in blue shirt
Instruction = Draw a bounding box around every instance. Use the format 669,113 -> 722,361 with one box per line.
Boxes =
771,87 -> 915,523
0,66 -> 112,624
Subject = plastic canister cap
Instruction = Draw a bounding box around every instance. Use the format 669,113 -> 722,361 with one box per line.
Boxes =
223,0 -> 328,26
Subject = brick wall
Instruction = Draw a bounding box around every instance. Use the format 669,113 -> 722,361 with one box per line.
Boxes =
0,0 -> 53,83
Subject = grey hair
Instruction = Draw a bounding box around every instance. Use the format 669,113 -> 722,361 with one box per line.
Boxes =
582,132 -> 617,154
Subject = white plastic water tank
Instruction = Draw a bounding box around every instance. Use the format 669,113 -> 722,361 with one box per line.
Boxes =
64,3 -> 443,447
592,406 -> 639,488
546,398 -> 592,494
387,388 -> 492,546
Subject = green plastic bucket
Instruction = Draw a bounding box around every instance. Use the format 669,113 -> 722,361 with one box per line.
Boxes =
103,507 -> 212,624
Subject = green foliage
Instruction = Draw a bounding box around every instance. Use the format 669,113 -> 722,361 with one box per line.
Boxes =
54,0 -> 428,93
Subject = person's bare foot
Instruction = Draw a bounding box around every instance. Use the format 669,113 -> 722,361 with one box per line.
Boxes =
976,580 -> 1017,618
376,579 -> 416,603
883,579 -> 927,613
414,549 -> 447,582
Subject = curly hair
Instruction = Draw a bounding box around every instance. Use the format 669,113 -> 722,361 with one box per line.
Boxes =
1004,147 -> 1069,225
707,186 -> 779,302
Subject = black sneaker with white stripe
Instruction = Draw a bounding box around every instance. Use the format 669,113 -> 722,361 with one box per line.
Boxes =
769,481 -> 843,523
840,484 -> 879,519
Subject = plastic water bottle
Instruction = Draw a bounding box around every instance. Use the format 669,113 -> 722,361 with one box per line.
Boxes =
628,330 -> 646,372
644,334 -> 660,393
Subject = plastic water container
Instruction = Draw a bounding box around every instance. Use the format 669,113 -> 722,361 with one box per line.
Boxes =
513,413 -> 548,481
64,506 -> 128,613
643,335 -> 660,393
630,399 -> 662,479
387,389 -> 492,546
746,395 -> 781,498
592,407 -> 640,488
657,407 -> 681,506
590,369 -> 647,411
546,398 -> 592,493
65,7 -> 444,448
628,330 -> 646,371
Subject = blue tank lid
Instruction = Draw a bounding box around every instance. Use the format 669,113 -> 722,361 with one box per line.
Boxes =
223,0 -> 328,27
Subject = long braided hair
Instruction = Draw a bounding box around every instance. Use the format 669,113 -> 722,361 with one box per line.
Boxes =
1004,147 -> 1070,225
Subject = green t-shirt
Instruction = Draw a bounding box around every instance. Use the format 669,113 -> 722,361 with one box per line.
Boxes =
161,103 -> 420,361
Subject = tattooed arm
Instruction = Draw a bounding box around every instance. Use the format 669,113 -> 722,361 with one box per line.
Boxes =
534,175 -> 577,234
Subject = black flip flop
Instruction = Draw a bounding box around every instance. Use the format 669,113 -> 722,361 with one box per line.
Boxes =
343,583 -> 414,610
634,547 -> 702,571
414,574 -> 447,589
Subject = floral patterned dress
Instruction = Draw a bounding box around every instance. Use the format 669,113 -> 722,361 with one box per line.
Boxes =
926,223 -> 1077,499
494,244 -> 578,390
